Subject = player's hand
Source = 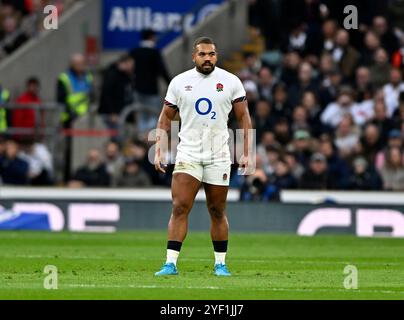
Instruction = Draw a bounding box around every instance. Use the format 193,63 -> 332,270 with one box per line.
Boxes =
238,154 -> 254,176
154,149 -> 167,174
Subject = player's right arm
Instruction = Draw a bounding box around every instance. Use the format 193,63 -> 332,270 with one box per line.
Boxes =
154,102 -> 178,173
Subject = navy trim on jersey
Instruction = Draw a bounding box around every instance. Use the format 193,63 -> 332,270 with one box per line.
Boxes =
232,96 -> 247,104
164,100 -> 178,111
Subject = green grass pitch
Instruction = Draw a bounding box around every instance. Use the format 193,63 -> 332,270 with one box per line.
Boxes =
0,231 -> 404,300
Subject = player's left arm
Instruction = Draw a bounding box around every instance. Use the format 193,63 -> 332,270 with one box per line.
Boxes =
232,96 -> 253,172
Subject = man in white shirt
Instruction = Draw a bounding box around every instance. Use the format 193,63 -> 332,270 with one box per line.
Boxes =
154,37 -> 253,277
383,68 -> 404,117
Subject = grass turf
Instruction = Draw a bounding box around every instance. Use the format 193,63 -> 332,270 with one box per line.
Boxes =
0,231 -> 404,300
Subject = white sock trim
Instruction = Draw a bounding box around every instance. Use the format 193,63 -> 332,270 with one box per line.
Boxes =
214,252 -> 226,265
166,249 -> 180,266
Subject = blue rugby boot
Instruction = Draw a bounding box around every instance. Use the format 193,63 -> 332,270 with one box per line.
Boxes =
155,263 -> 178,276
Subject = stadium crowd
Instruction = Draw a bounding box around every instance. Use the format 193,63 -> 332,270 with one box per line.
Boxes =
0,0 -> 74,60
1,0 -> 404,200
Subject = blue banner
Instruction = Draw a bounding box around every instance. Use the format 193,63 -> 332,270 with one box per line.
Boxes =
0,211 -> 50,231
102,0 -> 224,50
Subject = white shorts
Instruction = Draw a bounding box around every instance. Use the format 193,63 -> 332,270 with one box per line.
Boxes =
173,161 -> 231,186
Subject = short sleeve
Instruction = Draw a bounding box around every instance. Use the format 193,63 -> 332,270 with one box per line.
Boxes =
164,79 -> 178,106
231,76 -> 246,103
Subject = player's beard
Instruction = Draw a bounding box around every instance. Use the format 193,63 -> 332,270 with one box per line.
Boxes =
196,62 -> 215,75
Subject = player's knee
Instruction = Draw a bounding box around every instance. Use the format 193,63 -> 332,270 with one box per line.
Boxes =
208,205 -> 225,220
172,201 -> 191,217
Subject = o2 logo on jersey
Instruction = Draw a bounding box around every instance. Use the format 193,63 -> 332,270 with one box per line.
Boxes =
195,98 -> 216,119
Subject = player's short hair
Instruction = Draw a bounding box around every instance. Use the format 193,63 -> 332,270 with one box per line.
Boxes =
193,37 -> 217,52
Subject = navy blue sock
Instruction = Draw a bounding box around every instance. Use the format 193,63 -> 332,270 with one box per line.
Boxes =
212,240 -> 228,253
167,240 -> 182,252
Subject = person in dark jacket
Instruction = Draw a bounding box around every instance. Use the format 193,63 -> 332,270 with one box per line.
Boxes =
269,158 -> 297,199
299,152 -> 335,189
98,55 -> 135,131
347,157 -> 382,190
319,138 -> 350,188
117,159 -> 152,187
68,149 -> 110,187
129,29 -> 171,133
0,139 -> 29,185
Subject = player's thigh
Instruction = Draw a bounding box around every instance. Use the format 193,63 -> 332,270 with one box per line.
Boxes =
172,172 -> 201,213
204,183 -> 229,209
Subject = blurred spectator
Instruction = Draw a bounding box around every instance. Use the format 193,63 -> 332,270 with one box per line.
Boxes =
347,157 -> 382,190
240,155 -> 271,201
370,101 -> 395,144
291,105 -> 310,132
332,29 -> 360,80
253,100 -> 274,141
383,68 -> 404,117
117,159 -> 152,187
57,53 -> 94,126
257,67 -> 276,101
238,52 -> 261,82
318,52 -> 336,78
318,19 -> 338,54
334,114 -> 360,159
243,79 -> 259,114
319,137 -> 350,188
388,0 -> 404,31
0,15 -> 28,56
375,129 -> 404,170
392,35 -> 404,69
288,62 -> 318,108
57,53 -> 94,182
299,152 -> 334,190
358,123 -> 383,163
130,29 -> 170,134
263,144 -> 281,176
12,77 -> 42,141
281,21 -> 311,57
1,0 -> 29,16
285,150 -> 305,180
0,139 -> 29,185
318,66 -> 343,108
378,146 -> 404,190
280,51 -> 301,85
272,117 -> 291,146
99,54 -> 135,132
360,31 -> 381,66
301,90 -> 324,136
351,90 -> 375,127
19,137 -> 53,185
291,129 -> 314,167
372,16 -> 399,56
123,139 -> 158,185
0,83 -> 10,133
354,66 -> 372,102
321,87 -> 358,128
104,140 -> 124,187
271,82 -> 292,121
68,149 -> 110,187
269,158 -> 297,196
370,48 -> 391,88
392,92 -> 404,127
0,0 -> 76,61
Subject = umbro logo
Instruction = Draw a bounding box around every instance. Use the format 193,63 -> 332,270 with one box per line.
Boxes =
185,85 -> 193,91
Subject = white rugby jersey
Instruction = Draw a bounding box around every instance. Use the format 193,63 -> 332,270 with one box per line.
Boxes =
164,66 -> 246,164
